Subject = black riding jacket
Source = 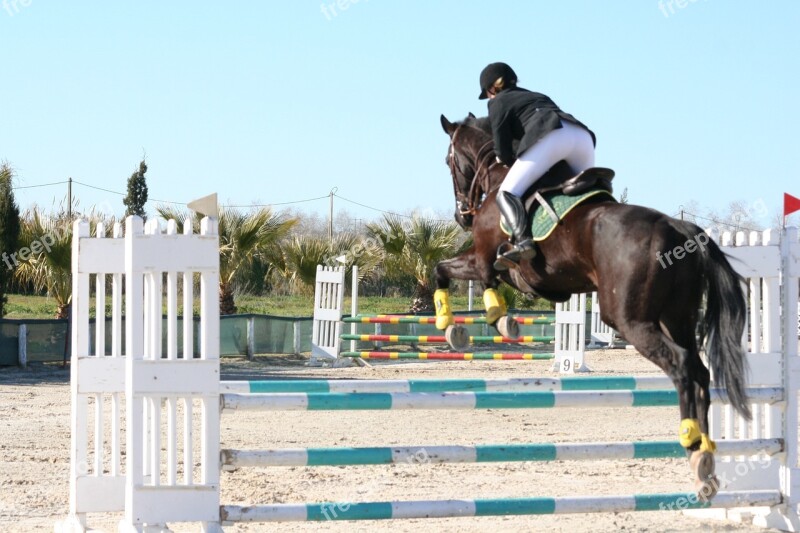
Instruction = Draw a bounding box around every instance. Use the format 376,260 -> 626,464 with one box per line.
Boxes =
487,87 -> 596,165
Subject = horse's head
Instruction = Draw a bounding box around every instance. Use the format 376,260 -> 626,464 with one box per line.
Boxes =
440,113 -> 496,229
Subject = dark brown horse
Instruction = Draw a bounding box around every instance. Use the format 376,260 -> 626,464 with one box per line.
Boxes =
435,114 -> 749,499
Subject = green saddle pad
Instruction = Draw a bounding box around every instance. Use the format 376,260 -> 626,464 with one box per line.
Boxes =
501,189 -> 616,242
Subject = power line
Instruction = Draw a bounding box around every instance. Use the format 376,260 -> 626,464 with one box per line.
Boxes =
59,180 -> 330,208
72,180 -> 188,205
12,180 -> 70,190
334,193 -> 450,222
678,210 -> 761,233
11,179 -> 448,221
227,195 -> 329,208
72,180 -> 126,197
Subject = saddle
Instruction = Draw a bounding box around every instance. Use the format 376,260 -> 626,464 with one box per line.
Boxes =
496,166 -> 617,267
523,167 -> 615,224
561,167 -> 615,196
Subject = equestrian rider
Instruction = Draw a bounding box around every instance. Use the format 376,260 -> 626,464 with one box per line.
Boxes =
479,62 -> 597,269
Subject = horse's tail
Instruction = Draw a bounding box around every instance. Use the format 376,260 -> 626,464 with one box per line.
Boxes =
672,221 -> 750,419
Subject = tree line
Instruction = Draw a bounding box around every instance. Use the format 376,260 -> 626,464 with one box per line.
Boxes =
0,160 -> 488,318
1,159 -> 788,319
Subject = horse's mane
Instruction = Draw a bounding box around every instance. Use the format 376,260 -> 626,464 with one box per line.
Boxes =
461,115 -> 520,155
463,115 -> 492,134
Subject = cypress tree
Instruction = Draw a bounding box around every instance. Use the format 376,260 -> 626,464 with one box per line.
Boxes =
123,159 -> 149,218
0,164 -> 21,317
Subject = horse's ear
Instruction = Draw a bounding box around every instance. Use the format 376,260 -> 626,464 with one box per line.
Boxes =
440,114 -> 456,135
468,112 -> 476,119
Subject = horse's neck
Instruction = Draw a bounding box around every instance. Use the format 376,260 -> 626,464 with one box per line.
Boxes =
468,136 -> 506,193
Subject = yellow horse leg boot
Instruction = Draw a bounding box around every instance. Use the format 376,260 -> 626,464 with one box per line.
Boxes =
483,288 -> 507,325
679,418 -> 701,449
681,419 -> 718,501
434,289 -> 454,330
484,288 -> 519,337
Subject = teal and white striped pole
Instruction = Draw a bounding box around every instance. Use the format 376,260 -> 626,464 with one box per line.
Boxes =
222,438 -> 782,468
220,490 -> 781,522
221,388 -> 782,412
221,376 -> 673,394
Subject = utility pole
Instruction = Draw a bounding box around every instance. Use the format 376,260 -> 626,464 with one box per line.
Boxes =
68,177 -> 72,220
329,187 -> 337,243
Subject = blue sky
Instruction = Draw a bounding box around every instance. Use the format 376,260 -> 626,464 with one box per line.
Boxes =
2,1 -> 798,227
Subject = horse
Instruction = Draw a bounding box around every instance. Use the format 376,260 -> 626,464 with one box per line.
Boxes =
434,113 -> 749,499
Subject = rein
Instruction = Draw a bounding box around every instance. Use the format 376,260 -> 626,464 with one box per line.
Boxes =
449,126 -> 498,218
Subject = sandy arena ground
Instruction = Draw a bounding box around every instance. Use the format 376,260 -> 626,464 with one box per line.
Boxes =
0,349 -> 779,532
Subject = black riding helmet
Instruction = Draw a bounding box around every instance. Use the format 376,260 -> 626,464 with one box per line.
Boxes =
478,62 -> 517,100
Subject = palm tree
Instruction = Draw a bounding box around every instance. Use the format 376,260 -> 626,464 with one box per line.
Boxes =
367,215 -> 465,313
280,233 -> 383,295
15,208 -> 112,318
156,205 -> 296,315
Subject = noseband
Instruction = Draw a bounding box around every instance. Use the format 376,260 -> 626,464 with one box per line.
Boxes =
448,126 -> 497,222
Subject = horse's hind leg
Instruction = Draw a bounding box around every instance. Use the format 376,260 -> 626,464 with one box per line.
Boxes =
660,314 -> 718,500
482,283 -> 519,339
617,319 -> 718,500
685,333 -> 716,500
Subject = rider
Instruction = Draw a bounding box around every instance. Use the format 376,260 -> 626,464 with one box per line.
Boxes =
479,62 -> 597,269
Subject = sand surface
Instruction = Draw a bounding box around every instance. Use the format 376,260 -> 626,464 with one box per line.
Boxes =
0,349 -> 777,532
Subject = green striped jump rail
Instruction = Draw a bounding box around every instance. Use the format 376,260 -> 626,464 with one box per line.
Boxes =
344,315 -> 554,325
339,352 -> 554,361
220,490 -> 781,522
221,438 -> 782,468
340,334 -> 555,343
220,387 -> 782,412
220,375 -> 674,394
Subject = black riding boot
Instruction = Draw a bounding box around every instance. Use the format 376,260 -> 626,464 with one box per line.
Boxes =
495,191 -> 536,271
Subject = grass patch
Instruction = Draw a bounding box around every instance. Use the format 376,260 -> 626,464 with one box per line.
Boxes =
6,292 -> 554,320
235,295 -> 477,317
5,294 -> 60,319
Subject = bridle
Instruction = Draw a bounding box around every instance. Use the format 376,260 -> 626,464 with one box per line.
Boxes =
448,125 -> 497,223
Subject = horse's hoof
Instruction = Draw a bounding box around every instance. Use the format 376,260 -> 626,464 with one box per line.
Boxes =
695,475 -> 719,502
690,450 -> 718,501
495,316 -> 520,339
445,325 -> 469,351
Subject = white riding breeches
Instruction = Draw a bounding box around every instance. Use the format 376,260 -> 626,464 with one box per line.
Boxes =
498,121 -> 596,197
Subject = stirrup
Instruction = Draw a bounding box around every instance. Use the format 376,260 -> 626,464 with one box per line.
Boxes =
493,240 -> 536,271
